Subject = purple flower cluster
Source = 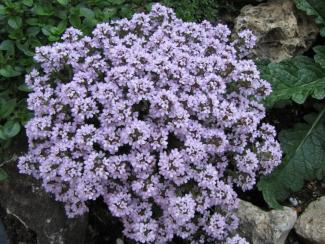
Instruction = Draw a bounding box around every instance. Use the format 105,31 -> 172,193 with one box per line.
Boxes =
19,4 -> 281,243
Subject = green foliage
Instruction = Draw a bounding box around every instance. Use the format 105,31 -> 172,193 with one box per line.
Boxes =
162,0 -> 221,22
295,0 -> 325,36
0,0 -> 151,160
260,46 -> 325,107
258,0 -> 325,206
0,168 -> 8,181
258,107 -> 325,208
258,47 -> 325,208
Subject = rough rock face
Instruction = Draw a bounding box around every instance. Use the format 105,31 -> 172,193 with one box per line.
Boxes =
234,0 -> 319,62
0,164 -> 88,244
236,200 -> 297,244
295,196 -> 325,244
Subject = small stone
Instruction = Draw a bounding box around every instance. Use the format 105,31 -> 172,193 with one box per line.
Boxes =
289,197 -> 299,207
234,0 -> 319,62
0,164 -> 88,244
236,200 -> 297,244
295,196 -> 325,244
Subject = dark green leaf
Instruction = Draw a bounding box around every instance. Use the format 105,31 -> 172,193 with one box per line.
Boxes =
0,40 -> 14,55
22,0 -> 33,7
16,41 -> 34,56
80,7 -> 95,19
57,0 -> 69,6
314,45 -> 325,69
0,65 -> 21,77
0,169 -> 8,181
41,26 -> 51,36
18,83 -> 32,92
107,0 -> 125,5
32,5 -> 54,16
258,107 -> 325,208
295,0 -> 325,36
3,121 -> 21,138
26,18 -> 39,26
48,35 -> 60,42
27,26 -> 40,36
0,99 -> 16,118
0,4 -> 6,15
69,14 -> 81,27
8,16 -> 22,29
102,8 -> 117,19
260,50 -> 325,107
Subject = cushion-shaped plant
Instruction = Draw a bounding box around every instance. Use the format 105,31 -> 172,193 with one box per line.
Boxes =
19,4 -> 281,243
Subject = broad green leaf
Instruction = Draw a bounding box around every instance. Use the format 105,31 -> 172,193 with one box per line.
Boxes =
260,49 -> 325,107
295,0 -> 325,36
258,107 -> 325,209
0,168 -> 8,181
8,16 -> 22,29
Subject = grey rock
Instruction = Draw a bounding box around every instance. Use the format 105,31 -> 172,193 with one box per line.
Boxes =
295,196 -> 325,244
236,200 -> 297,244
234,0 -> 319,62
0,164 -> 88,244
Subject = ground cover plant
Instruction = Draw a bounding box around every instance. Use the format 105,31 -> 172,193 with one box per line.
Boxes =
18,3 -> 282,243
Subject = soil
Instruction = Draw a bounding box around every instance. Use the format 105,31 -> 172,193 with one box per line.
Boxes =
0,205 -> 36,244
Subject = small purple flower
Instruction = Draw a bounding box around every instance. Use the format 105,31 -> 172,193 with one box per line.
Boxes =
19,3 -> 281,243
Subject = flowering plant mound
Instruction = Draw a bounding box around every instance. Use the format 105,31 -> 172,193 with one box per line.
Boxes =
19,4 -> 282,243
